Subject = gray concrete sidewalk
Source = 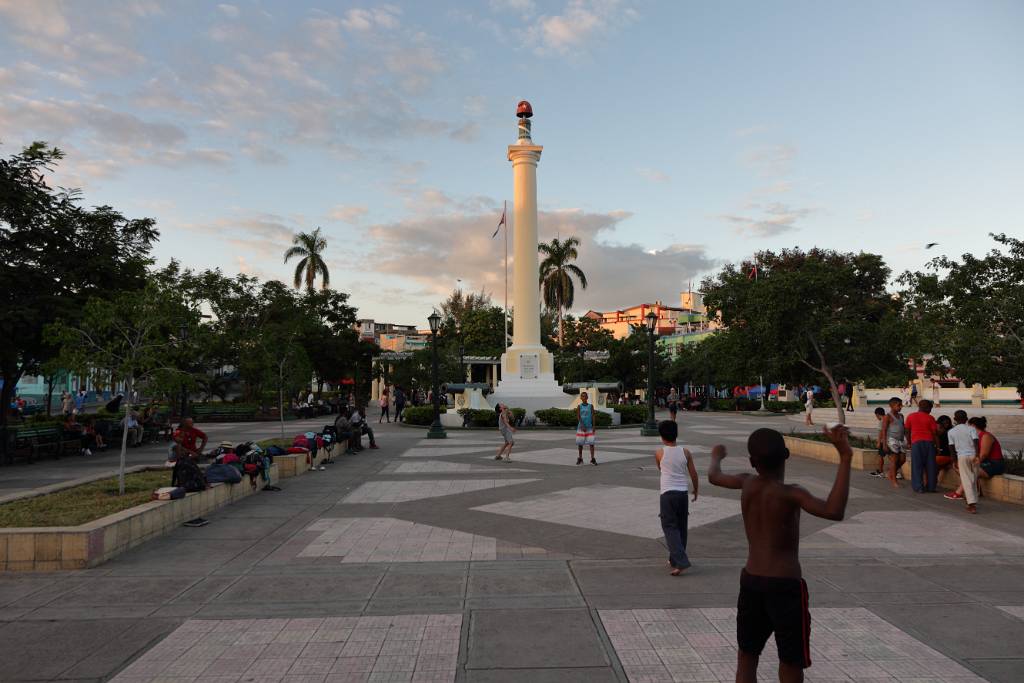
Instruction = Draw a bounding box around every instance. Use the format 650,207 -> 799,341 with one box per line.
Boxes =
0,413 -> 1022,682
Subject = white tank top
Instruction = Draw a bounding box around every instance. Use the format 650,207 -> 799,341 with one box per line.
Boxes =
660,445 -> 690,493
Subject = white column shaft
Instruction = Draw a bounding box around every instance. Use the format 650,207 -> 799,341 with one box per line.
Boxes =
508,146 -> 542,347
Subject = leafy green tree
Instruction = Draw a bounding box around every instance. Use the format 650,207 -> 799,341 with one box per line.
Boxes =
1,143 -> 157,439
702,248 -> 909,423
284,227 -> 330,292
902,233 -> 1024,386
538,237 -> 588,347
47,283 -> 191,493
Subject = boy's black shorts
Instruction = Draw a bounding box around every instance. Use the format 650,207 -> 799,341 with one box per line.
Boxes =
737,569 -> 811,668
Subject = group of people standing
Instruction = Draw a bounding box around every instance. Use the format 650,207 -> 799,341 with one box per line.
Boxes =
492,391 -> 599,465
378,385 -> 419,423
874,397 -> 1004,513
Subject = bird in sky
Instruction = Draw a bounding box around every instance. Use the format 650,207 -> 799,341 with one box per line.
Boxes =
925,242 -> 939,249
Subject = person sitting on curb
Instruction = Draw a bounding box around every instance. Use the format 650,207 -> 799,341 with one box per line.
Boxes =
350,404 -> 378,450
333,409 -> 356,455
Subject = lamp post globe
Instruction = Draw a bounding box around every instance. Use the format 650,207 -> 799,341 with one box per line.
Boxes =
641,310 -> 660,436
427,311 -> 447,439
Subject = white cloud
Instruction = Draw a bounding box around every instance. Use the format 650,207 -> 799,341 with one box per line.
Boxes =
524,0 -> 637,56
719,202 -> 814,237
328,204 -> 370,224
744,143 -> 797,176
0,0 -> 70,38
365,203 -> 714,311
491,0 -> 536,14
449,122 -> 480,143
342,7 -> 401,32
637,167 -> 670,183
217,4 -> 240,18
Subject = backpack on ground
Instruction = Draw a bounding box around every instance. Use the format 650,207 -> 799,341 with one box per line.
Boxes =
171,458 -> 207,493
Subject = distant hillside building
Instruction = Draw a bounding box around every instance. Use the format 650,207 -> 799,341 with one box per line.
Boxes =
584,291 -> 714,339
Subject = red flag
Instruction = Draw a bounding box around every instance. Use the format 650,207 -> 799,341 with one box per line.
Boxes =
747,264 -> 758,280
492,203 -> 506,238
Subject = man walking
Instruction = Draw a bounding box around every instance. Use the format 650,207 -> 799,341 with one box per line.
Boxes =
905,399 -> 940,492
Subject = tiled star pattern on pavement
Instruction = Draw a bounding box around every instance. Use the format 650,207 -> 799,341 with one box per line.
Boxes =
109,614 -> 461,683
473,484 -> 742,539
599,607 -> 987,682
340,479 -> 538,504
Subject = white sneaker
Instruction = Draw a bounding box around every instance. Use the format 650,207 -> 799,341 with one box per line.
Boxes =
319,466 -> 326,471
82,448 -> 92,456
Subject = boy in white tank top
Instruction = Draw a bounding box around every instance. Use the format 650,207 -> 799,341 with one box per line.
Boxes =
655,420 -> 699,576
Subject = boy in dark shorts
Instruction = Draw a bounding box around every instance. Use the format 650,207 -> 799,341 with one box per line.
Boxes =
708,426 -> 852,682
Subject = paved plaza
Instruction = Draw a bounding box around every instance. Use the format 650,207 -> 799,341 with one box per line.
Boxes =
1,411 -> 1023,681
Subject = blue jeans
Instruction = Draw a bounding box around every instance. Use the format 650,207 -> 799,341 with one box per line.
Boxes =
911,441 -> 937,492
659,491 -> 691,569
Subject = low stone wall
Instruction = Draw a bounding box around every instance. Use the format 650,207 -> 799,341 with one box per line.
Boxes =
275,447 -> 332,478
0,463 -> 279,572
783,436 -> 879,471
898,462 -> 1024,505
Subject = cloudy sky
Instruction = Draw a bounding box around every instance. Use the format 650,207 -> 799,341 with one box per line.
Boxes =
2,1 -> 1021,326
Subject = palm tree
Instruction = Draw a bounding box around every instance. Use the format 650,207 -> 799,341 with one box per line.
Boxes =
284,227 -> 330,292
538,236 -> 588,347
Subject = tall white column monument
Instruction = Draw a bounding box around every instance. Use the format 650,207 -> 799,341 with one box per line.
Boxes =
491,101 -> 568,413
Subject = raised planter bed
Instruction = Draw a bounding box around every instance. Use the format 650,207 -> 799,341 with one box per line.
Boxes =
782,435 -> 879,471
784,435 -> 1024,506
897,463 -> 1024,505
0,463 -> 279,571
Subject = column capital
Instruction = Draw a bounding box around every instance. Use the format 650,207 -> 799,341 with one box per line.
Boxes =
507,144 -> 543,164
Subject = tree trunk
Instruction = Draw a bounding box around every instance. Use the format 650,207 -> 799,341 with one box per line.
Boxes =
118,377 -> 134,495
44,373 -> 55,417
278,360 -> 285,438
0,363 -> 24,428
820,367 -> 845,425
557,307 -> 564,348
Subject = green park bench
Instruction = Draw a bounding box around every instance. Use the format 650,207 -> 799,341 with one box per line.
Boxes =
191,404 -> 259,422
10,426 -> 78,463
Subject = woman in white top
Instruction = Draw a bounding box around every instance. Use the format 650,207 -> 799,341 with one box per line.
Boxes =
804,388 -> 815,426
655,420 -> 699,576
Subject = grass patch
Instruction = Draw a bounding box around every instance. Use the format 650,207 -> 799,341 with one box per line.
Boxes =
0,470 -> 170,528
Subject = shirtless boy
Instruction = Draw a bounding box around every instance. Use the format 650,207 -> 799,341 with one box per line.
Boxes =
708,426 -> 852,683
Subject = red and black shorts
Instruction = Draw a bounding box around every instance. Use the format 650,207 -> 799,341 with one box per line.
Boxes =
737,569 -> 811,668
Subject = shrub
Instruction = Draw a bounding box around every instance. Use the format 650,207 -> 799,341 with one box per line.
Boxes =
765,400 -> 804,413
534,408 -> 612,428
1005,450 -> 1024,477
614,405 -> 647,424
788,429 -> 876,450
458,408 -> 498,428
401,406 -> 434,425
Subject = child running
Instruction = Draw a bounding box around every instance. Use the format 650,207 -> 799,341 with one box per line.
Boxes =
576,391 -> 597,465
708,425 -> 852,683
655,420 -> 699,576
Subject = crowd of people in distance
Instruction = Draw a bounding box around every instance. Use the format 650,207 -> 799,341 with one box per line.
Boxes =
871,397 -> 1004,513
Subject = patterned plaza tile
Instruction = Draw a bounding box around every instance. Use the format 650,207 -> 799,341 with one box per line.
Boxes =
340,479 -> 538,503
598,607 -> 986,682
473,485 -> 741,539
476,447 -> 649,467
299,517 -> 562,562
110,615 -> 462,683
997,605 -> 1024,621
811,511 -> 1024,556
380,461 -> 535,474
400,445 -> 498,458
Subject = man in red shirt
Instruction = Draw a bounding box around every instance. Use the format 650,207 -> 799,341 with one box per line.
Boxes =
173,417 -> 208,461
905,399 -> 941,493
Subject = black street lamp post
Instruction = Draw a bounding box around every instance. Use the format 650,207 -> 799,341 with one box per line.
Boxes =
642,310 -> 659,436
427,311 -> 447,439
